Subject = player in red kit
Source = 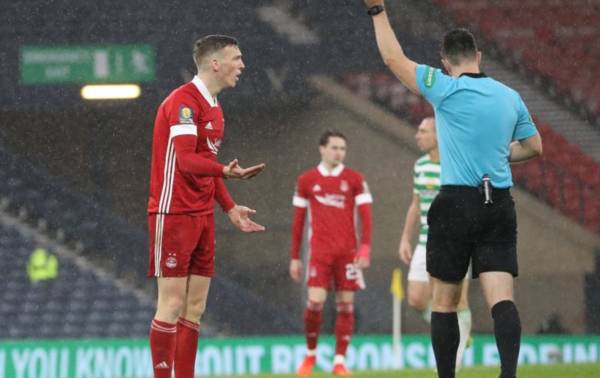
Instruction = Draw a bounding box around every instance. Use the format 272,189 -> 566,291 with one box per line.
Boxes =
147,35 -> 265,378
290,131 -> 373,377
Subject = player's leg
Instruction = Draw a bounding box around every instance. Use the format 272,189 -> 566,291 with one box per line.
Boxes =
480,271 -> 519,378
298,254 -> 331,377
455,276 -> 472,370
407,244 -> 432,323
330,254 -> 362,375
297,285 -> 327,377
148,214 -> 196,378
175,275 -> 210,378
151,277 -> 188,377
306,286 -> 328,354
175,214 -> 215,378
332,290 -> 354,376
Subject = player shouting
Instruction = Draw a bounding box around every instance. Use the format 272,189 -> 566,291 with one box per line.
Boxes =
147,35 -> 265,378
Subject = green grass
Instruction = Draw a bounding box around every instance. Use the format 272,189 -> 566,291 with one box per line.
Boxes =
228,363 -> 600,378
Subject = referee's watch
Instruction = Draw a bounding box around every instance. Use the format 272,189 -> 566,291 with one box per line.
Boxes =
367,5 -> 385,16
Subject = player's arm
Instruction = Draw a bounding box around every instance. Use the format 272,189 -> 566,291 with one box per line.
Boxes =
214,177 -> 236,212
399,193 -> 420,265
290,181 -> 309,283
355,184 -> 373,269
365,0 -> 420,94
170,103 -> 264,179
171,130 -> 226,177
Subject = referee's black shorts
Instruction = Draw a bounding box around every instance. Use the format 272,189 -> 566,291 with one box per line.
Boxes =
426,185 -> 517,281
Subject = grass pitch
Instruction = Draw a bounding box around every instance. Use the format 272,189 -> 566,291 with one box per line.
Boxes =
231,363 -> 600,377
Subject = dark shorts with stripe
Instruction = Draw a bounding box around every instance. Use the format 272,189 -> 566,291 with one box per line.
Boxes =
426,185 -> 518,281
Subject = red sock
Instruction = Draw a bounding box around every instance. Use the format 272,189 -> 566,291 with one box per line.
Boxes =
149,319 -> 177,378
304,300 -> 324,351
335,302 -> 354,357
175,318 -> 200,378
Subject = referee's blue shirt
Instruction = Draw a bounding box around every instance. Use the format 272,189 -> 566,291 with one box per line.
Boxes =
416,64 -> 538,188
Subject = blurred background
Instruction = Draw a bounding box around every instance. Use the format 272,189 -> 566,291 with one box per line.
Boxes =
1,0 -> 600,376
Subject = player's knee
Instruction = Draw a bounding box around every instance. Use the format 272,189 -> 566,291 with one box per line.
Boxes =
336,302 -> 354,314
306,300 -> 324,312
159,295 -> 186,320
185,297 -> 208,321
408,291 -> 428,311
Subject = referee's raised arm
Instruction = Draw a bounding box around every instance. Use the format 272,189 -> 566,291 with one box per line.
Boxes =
364,0 -> 419,94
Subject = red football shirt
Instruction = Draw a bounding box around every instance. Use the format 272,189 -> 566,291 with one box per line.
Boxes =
148,76 -> 233,215
291,163 -> 373,257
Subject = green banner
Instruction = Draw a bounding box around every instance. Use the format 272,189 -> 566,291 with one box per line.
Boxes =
1,335 -> 599,377
20,44 -> 155,85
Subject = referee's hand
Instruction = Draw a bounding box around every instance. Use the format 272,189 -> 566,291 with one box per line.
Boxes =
399,240 -> 412,265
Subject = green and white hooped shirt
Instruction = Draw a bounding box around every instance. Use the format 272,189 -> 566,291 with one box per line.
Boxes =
413,154 -> 441,246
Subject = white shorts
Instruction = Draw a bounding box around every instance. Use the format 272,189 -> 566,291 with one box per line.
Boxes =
408,244 -> 429,282
407,244 -> 471,282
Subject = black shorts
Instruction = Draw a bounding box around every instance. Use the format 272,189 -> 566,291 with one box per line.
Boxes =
426,185 -> 517,281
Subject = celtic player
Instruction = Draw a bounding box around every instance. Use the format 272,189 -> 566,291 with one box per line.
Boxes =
398,117 -> 472,369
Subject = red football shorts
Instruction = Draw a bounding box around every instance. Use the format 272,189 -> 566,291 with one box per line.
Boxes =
307,252 -> 360,291
148,213 -> 215,278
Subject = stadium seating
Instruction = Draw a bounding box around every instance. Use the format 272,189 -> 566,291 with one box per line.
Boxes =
0,144 -> 298,335
339,72 -> 600,234
0,222 -> 156,338
432,0 -> 600,120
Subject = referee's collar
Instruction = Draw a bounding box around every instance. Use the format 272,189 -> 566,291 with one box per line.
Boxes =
459,72 -> 487,78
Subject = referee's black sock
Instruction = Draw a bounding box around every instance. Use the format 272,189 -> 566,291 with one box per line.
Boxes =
431,311 -> 459,378
491,300 -> 521,378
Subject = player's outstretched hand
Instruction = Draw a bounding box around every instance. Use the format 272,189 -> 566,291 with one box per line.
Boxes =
289,259 -> 303,282
399,240 -> 412,265
223,159 -> 266,180
364,0 -> 384,7
227,205 -> 266,233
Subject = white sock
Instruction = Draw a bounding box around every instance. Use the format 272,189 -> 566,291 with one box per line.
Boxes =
456,308 -> 472,370
333,354 -> 345,365
306,349 -> 316,357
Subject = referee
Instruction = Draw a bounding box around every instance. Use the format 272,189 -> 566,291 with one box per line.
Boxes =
364,1 -> 542,378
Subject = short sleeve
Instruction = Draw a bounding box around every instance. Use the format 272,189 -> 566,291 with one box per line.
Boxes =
413,162 -> 419,195
416,64 -> 454,108
166,93 -> 200,137
293,176 -> 309,208
354,174 -> 373,206
513,96 -> 538,141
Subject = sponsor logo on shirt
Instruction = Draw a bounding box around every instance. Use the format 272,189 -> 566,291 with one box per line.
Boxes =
424,66 -> 436,88
315,193 -> 345,209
